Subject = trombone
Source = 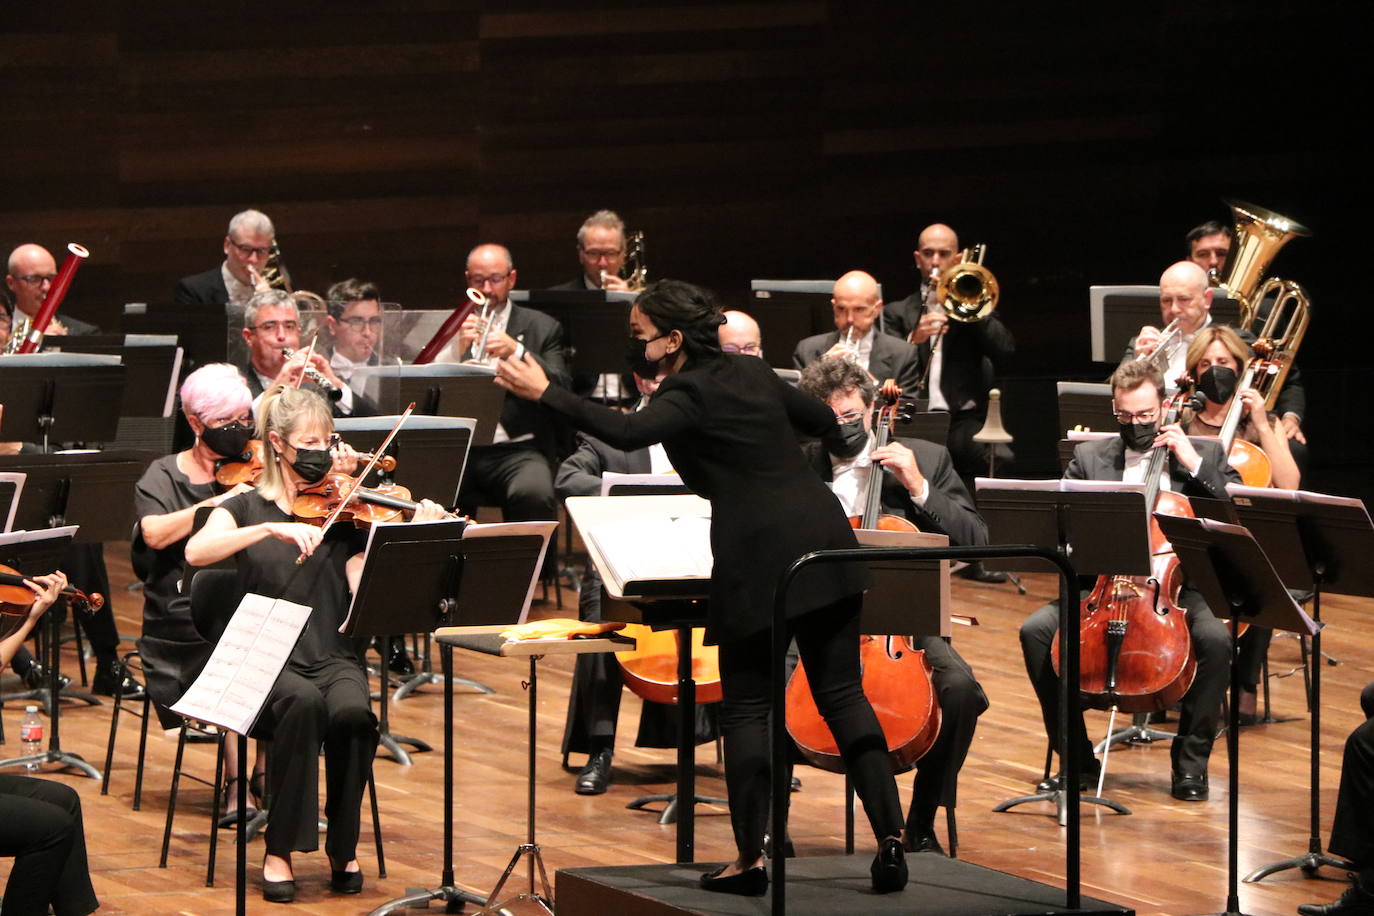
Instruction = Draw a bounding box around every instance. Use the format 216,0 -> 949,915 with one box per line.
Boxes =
916,244 -> 1000,395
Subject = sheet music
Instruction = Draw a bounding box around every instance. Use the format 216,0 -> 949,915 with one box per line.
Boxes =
171,593 -> 312,735
586,514 -> 713,592
599,472 -> 683,495
1227,483 -> 1369,511
976,477 -> 1147,495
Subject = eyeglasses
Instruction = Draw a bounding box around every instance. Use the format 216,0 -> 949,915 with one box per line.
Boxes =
250,320 -> 300,334
466,273 -> 512,287
206,417 -> 253,430
336,316 -> 384,331
580,248 -> 623,260
721,343 -> 760,355
11,274 -> 56,286
833,409 -> 867,425
229,240 -> 272,258
1112,408 -> 1160,424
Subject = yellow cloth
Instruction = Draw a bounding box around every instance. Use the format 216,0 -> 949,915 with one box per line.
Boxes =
499,618 -> 626,641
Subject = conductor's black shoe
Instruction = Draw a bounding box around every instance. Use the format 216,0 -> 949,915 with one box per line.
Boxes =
699,864 -> 768,896
957,561 -> 1008,583
575,749 -> 612,795
21,664 -> 70,692
1297,880 -> 1374,915
903,825 -> 944,855
871,836 -> 908,893
1170,771 -> 1209,801
91,660 -> 144,699
262,878 -> 295,904
1037,760 -> 1101,793
330,869 -> 364,894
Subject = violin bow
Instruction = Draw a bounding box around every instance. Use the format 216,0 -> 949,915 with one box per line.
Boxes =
293,333 -> 320,389
294,402 -> 417,565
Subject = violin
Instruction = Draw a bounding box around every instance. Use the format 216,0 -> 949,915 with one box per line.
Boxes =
787,378 -> 943,774
1053,394 -> 1197,712
214,441 -> 396,488
0,565 -> 104,641
291,472 -> 424,527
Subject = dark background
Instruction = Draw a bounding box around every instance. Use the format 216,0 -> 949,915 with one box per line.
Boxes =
2,1 -> 1364,497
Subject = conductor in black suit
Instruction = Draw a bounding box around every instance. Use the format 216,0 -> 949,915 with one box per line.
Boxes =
1019,359 -> 1239,803
5,243 -> 98,336
174,208 -> 277,306
792,270 -> 922,400
443,244 -> 569,536
798,357 -> 989,855
236,290 -> 378,419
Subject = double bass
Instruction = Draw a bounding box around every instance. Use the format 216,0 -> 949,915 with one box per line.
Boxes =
786,380 -> 942,773
1052,395 -> 1196,712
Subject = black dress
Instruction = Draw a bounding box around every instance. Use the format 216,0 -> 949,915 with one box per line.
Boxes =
132,453 -> 219,727
220,491 -> 379,861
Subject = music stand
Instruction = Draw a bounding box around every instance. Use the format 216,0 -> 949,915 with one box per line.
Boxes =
0,473 -> 23,533
348,365 -> 506,445
0,353 -> 126,450
361,520 -> 552,916
1089,285 -> 1241,363
893,410 -> 952,446
1223,485 -> 1374,885
45,334 -> 183,418
121,303 -> 229,372
1057,381 -> 1116,435
749,279 -> 868,358
518,289 -> 634,381
1156,513 -> 1318,916
977,479 -> 1152,819
0,526 -> 98,777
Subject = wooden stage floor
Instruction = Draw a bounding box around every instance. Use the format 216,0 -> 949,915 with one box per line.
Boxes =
2,543 -> 1368,915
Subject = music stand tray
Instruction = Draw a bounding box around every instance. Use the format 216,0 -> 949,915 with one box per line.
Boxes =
348,365 -> 505,446
0,450 -> 160,538
0,353 -> 127,448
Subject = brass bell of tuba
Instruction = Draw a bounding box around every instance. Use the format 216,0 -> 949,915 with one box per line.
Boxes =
935,243 -> 999,322
1248,277 -> 1311,412
622,230 -> 647,291
1214,199 -> 1310,327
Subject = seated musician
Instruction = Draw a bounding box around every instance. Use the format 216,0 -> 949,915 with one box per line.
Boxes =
793,270 -> 921,398
556,368 -> 719,796
1127,261 -> 1216,390
718,309 -> 763,358
174,208 -> 277,306
1298,682 -> 1374,916
797,357 -> 989,854
550,209 -> 636,293
5,243 -> 98,337
438,244 -> 569,552
133,363 -> 264,822
1019,359 -> 1238,801
1186,219 -> 1233,279
184,385 -> 447,903
0,569 -> 101,916
237,289 -> 377,418
323,278 -> 385,381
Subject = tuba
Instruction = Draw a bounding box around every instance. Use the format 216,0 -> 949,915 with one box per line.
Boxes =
1249,277 -> 1311,411
1214,199 -> 1310,327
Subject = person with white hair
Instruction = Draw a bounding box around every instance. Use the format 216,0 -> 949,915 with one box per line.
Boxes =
174,208 -> 277,305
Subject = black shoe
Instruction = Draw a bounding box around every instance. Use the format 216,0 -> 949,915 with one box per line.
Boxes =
1297,879 -> 1374,915
1037,760 -> 1102,793
903,824 -> 944,855
91,659 -> 144,698
957,561 -> 1008,583
330,869 -> 364,894
262,878 -> 295,903
1171,771 -> 1209,801
871,836 -> 908,893
699,864 -> 768,896
791,775 -> 802,792
249,771 -> 266,808
575,749 -> 612,795
217,778 -> 261,828
385,640 -> 415,676
21,664 -> 70,692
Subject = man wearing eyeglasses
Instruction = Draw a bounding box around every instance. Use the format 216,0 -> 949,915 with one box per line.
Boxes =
1018,359 -> 1237,804
324,278 -> 386,380
4,243 -> 98,337
793,271 -> 922,400
550,210 -> 633,293
719,309 -> 764,359
174,209 -> 277,306
237,290 -> 376,417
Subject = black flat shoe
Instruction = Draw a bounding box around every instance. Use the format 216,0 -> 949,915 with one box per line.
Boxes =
330,868 -> 364,894
1171,771 -> 1209,802
262,878 -> 295,903
1037,760 -> 1102,793
217,778 -> 260,828
871,836 -> 908,893
903,825 -> 944,855
575,749 -> 612,795
699,864 -> 768,896
957,560 -> 1009,583
1298,879 -> 1374,915
92,659 -> 144,699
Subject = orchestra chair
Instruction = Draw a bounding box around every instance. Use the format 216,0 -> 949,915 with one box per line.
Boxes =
101,649 -> 154,808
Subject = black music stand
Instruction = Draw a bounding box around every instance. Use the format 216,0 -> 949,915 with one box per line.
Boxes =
1156,513 -> 1318,916
977,480 -> 1152,819
893,410 -> 952,446
348,365 -> 506,446
45,334 -> 182,419
518,289 -> 635,382
748,280 -> 844,359
1089,285 -> 1241,363
1057,382 -> 1116,435
358,520 -> 551,916
0,527 -> 96,776
120,303 -> 229,372
0,353 -> 127,450
1224,486 -> 1374,885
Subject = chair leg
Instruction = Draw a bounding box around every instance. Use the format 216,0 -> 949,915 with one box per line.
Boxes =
206,733 -> 225,887
945,806 -> 959,859
369,769 -> 387,879
133,693 -> 152,810
161,724 -> 190,868
101,669 -> 124,795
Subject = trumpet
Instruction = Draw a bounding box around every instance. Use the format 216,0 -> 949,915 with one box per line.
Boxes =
281,347 -> 340,399
1141,318 -> 1184,376
467,290 -> 495,363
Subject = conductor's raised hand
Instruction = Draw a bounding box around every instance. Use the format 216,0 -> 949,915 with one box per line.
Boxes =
265,521 -> 325,557
494,352 -> 549,401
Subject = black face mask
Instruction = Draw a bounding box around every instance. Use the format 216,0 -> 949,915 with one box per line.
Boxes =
1119,421 -> 1158,452
287,446 -> 333,483
832,418 -> 870,459
1197,365 -> 1238,405
201,422 -> 254,460
625,334 -> 668,378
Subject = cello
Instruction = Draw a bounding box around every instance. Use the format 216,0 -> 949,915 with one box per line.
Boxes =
786,380 -> 942,774
1052,394 -> 1196,713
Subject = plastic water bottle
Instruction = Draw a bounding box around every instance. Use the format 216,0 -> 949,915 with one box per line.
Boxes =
20,705 -> 44,770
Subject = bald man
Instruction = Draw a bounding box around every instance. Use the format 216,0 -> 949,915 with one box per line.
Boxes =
5,244 -> 98,337
719,309 -> 763,358
792,270 -> 922,399
1128,261 -> 1215,392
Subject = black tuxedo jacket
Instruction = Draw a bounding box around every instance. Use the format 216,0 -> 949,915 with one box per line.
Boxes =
883,293 -> 1014,414
804,435 -> 987,548
792,330 -> 923,398
236,360 -> 380,419
174,267 -> 229,306
1064,435 -> 1239,499
457,304 -> 571,454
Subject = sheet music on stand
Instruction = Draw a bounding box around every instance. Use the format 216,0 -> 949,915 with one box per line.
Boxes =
568,494 -> 713,599
598,472 -> 690,497
975,477 -> 1150,575
171,593 -> 313,735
